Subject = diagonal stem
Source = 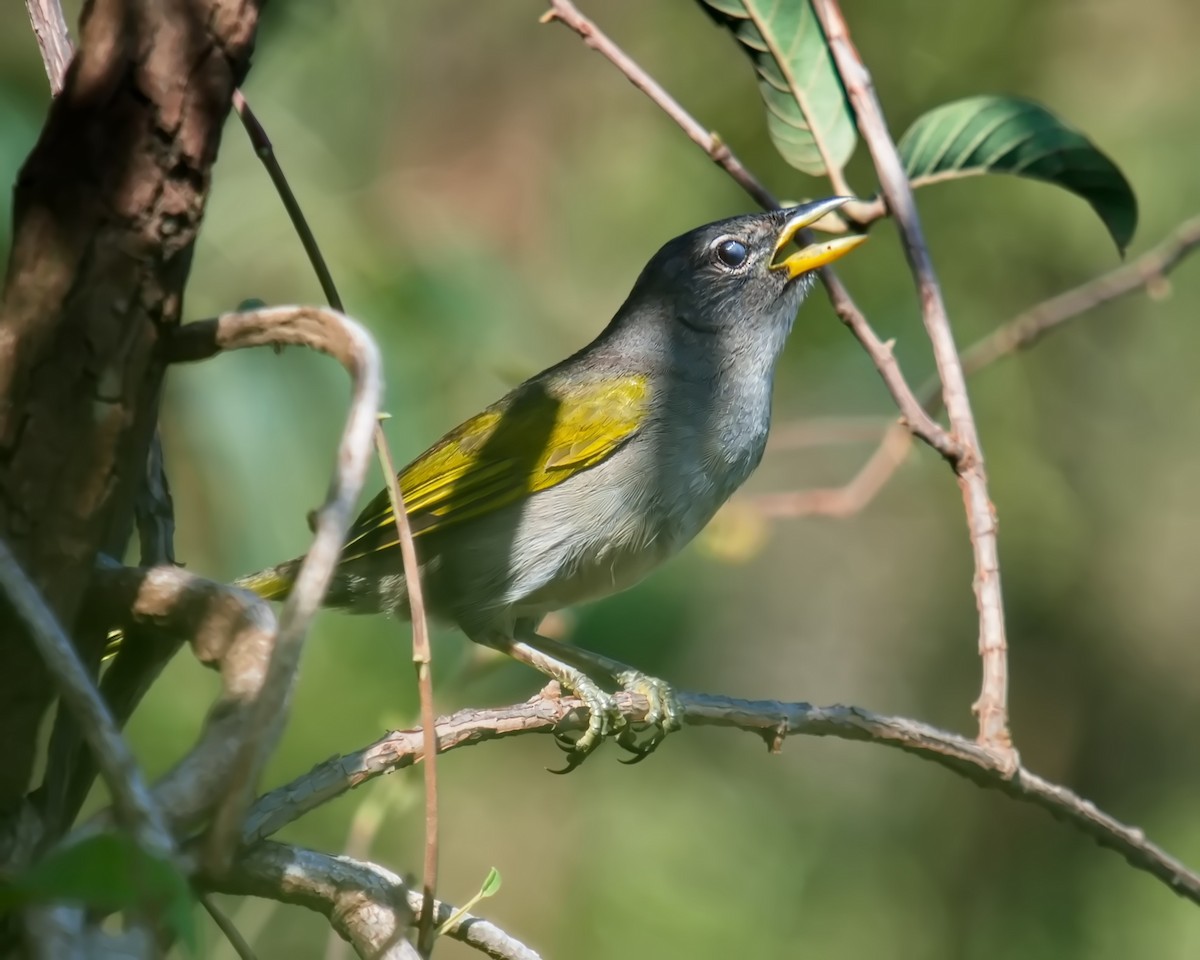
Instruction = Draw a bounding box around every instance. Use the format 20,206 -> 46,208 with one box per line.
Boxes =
541,0 -> 959,463
812,0 -> 1012,755
231,88 -> 441,956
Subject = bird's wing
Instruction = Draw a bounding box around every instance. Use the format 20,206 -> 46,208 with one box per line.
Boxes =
340,375 -> 650,561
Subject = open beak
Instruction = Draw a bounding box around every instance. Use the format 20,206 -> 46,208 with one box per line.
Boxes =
770,197 -> 868,280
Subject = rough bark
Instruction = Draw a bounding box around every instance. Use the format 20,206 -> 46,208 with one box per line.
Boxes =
0,0 -> 263,815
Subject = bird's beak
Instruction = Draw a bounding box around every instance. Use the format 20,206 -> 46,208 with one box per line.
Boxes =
770,197 -> 868,279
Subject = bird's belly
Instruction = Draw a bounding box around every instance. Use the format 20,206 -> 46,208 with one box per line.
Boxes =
503,463 -> 731,617
511,518 -> 675,615
426,434 -> 762,631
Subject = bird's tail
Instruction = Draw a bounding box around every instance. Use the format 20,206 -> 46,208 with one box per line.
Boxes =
103,558 -> 303,662
233,558 -> 301,601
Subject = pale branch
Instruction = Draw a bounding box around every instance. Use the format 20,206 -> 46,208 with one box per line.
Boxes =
214,842 -> 543,960
811,0 -> 1012,754
229,87 -> 444,956
238,688 -> 1200,907
23,0 -> 72,94
165,305 -> 382,874
540,0 -> 778,210
0,542 -> 175,863
83,306 -> 383,854
754,419 -> 911,519
86,561 -> 280,834
755,212 -> 1200,518
766,415 -> 894,452
960,214 -> 1200,375
540,0 -> 961,466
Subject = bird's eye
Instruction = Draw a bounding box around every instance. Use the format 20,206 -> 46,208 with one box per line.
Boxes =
714,238 -> 748,268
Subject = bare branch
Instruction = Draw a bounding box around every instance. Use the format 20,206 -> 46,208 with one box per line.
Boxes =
241,688 -> 1200,907
86,306 -> 382,850
229,88 -> 444,956
961,214 -> 1200,375
215,842 -> 543,960
202,895 -> 261,960
755,420 -> 911,518
154,305 -> 383,871
23,0 -> 72,94
541,0 -> 778,209
811,0 -> 1012,754
0,542 -> 175,861
86,562 -> 278,833
758,212 -> 1200,518
540,0 -> 960,466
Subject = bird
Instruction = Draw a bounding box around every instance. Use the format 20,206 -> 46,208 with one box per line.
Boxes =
238,197 -> 866,769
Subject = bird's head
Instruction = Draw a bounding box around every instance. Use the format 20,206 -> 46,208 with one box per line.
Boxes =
611,198 -> 866,368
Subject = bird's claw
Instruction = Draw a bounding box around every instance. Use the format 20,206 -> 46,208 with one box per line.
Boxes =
613,670 -> 681,764
547,676 -> 626,774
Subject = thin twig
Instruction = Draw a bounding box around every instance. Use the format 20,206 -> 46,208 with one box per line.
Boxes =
373,426 -> 440,957
216,843 -> 542,960
812,0 -> 1012,755
23,0 -> 72,94
202,895 -> 261,960
231,90 -> 345,313
166,305 -> 383,873
540,0 -> 960,464
961,214 -> 1200,374
755,419 -> 911,518
232,88 -> 442,956
766,415 -> 894,452
757,213 -> 1200,518
540,0 -> 778,209
240,687 -> 1200,907
0,542 -> 175,861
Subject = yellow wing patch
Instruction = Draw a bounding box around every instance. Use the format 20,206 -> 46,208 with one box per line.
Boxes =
341,375 -> 650,562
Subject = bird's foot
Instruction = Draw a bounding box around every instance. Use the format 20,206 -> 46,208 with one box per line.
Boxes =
549,672 -> 627,774
612,669 -> 682,764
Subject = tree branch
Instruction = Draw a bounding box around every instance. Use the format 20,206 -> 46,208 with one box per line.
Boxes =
540,0 -> 960,463
0,0 -> 263,815
214,842 -> 543,960
0,543 -> 175,862
23,0 -> 72,94
540,0 -> 778,209
240,688 -> 1200,907
229,88 -> 443,956
755,212 -> 1200,517
811,0 -> 1012,754
165,305 -> 381,872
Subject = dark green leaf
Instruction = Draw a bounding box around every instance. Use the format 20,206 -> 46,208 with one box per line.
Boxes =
897,96 -> 1137,253
697,0 -> 855,177
0,833 -> 197,954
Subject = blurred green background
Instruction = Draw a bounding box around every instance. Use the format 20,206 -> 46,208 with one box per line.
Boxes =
4,0 -> 1200,957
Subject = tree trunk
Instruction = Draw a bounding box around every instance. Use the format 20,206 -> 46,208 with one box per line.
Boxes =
0,0 -> 263,820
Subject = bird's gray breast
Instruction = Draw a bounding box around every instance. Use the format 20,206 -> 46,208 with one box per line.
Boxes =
494,372 -> 773,619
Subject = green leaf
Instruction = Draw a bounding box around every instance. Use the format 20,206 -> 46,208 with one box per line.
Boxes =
897,96 -> 1137,253
437,867 -> 503,937
0,833 -> 198,954
479,867 -> 502,899
697,0 -> 855,177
